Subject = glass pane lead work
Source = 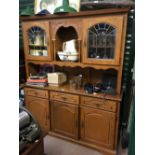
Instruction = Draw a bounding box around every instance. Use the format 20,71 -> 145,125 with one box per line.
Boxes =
27,26 -> 48,57
87,23 -> 116,60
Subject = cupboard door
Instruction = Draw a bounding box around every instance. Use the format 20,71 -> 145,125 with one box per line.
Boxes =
25,95 -> 50,131
82,15 -> 124,65
22,21 -> 52,61
80,106 -> 116,149
51,101 -> 79,139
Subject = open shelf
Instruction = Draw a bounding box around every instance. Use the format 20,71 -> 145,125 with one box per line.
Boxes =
54,26 -> 81,62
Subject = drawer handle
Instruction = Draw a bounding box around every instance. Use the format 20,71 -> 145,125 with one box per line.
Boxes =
61,97 -> 67,100
34,92 -> 38,95
96,104 -> 101,108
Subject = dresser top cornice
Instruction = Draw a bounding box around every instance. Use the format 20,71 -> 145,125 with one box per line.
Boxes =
20,7 -> 130,21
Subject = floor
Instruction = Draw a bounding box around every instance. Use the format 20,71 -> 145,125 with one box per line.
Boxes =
44,135 -> 128,155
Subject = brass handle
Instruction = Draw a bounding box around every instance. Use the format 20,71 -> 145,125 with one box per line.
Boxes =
96,104 -> 100,108
62,97 -> 67,100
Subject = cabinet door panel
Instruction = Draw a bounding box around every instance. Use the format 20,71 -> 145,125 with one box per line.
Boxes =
82,15 -> 124,65
51,101 -> 78,139
25,96 -> 50,130
80,106 -> 116,149
22,21 -> 52,61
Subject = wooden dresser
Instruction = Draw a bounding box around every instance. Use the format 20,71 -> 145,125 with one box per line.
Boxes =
20,8 -> 129,155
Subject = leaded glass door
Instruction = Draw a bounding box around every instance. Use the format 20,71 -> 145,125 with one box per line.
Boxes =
22,21 -> 52,61
83,15 -> 124,65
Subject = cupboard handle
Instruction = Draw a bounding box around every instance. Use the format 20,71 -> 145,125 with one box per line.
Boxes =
75,120 -> 78,128
46,113 -> 47,125
84,36 -> 86,47
81,121 -> 84,128
45,112 -> 48,126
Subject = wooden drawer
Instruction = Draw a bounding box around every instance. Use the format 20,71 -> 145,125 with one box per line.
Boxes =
50,91 -> 79,104
81,96 -> 117,112
24,87 -> 49,99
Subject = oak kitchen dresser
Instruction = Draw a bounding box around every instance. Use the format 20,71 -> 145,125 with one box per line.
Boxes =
20,8 -> 129,155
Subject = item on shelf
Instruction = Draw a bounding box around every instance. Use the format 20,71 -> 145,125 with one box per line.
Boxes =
102,75 -> 116,90
104,87 -> 116,95
69,0 -> 81,12
43,50 -> 48,56
26,82 -> 48,87
28,26 -> 45,46
84,83 -> 94,94
57,39 -> 79,61
103,81 -> 116,95
94,82 -> 105,93
27,78 -> 47,83
54,0 -> 77,14
47,72 -> 67,86
30,49 -> 44,56
35,0 -> 61,14
39,64 -> 55,75
57,51 -> 79,61
69,79 -> 76,90
35,9 -> 51,15
63,39 -> 78,53
29,74 -> 47,79
26,73 -> 48,87
69,74 -> 82,90
101,74 -> 117,95
34,33 -> 44,46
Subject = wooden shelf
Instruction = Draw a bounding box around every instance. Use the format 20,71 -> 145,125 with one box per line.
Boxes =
24,84 -> 121,102
27,60 -> 119,70
89,46 -> 115,48
29,44 -> 47,47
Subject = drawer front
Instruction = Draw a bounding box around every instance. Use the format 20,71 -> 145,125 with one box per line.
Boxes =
81,96 -> 117,112
50,91 -> 79,104
25,87 -> 49,99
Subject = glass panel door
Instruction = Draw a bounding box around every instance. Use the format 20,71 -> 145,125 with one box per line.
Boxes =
83,15 -> 124,65
27,26 -> 48,57
87,23 -> 116,60
22,21 -> 52,61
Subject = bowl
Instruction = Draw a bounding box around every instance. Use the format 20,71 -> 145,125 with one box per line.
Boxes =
67,53 -> 79,61
57,52 -> 67,61
57,52 -> 79,61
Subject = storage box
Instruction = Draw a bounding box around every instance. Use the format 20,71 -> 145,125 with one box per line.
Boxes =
47,72 -> 67,85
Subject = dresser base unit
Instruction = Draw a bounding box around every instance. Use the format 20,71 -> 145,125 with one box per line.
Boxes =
24,86 -> 121,155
